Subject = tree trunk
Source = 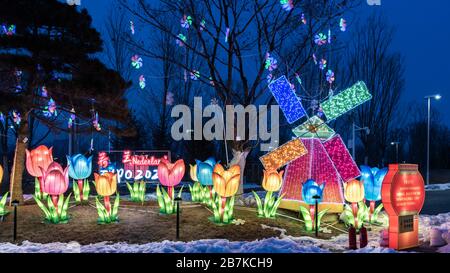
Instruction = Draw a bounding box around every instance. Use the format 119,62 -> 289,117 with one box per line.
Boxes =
9,121 -> 29,204
229,148 -> 250,196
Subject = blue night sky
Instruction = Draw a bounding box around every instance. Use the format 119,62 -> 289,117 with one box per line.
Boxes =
82,0 -> 450,127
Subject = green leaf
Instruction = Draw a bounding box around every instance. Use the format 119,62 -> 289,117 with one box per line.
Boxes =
0,192 -> 9,215
269,194 -> 285,218
82,180 -> 90,201
95,197 -> 108,223
33,194 -> 51,220
57,194 -> 64,214
252,191 -> 264,216
317,208 -> 330,230
112,193 -> 120,219
299,206 -> 313,231
60,193 -> 72,221
73,180 -> 81,202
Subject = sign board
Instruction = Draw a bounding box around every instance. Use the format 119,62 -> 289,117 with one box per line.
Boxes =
381,164 -> 425,250
96,150 -> 170,184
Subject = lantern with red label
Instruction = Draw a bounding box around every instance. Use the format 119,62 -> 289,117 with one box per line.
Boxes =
381,164 -> 425,250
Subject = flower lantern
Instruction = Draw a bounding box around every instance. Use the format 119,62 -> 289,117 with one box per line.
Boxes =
94,172 -> 117,214
26,145 -> 53,194
196,157 -> 218,204
360,165 -> 388,222
67,154 -> 93,202
253,169 -> 285,218
301,179 -> 326,231
156,159 -> 185,214
157,159 -> 185,199
344,179 -> 365,228
189,164 -> 202,202
190,164 -> 198,182
40,162 -> 69,212
262,169 -> 284,192
0,164 -> 3,186
211,164 -> 240,224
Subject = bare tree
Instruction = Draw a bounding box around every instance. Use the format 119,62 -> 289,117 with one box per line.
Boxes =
344,13 -> 405,166
121,0 -> 358,193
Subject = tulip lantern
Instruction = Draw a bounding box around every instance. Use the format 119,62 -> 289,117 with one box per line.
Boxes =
360,165 -> 387,223
33,162 -> 72,224
300,179 -> 327,232
253,169 -> 285,218
156,159 -> 185,214
344,179 -> 365,228
67,154 -> 93,203
211,163 -> 240,224
188,164 -> 202,202
195,157 -> 218,206
26,145 -> 53,197
0,164 -> 3,186
94,172 -> 120,223
40,162 -> 69,210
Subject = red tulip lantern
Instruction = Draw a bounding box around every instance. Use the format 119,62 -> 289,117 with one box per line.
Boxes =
26,145 -> 54,193
40,162 -> 69,211
157,159 -> 185,199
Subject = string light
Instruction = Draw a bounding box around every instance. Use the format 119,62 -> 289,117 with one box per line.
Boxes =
268,75 -> 306,124
281,138 -> 344,205
259,138 -> 307,170
323,134 -> 361,182
320,81 -> 372,121
292,115 -> 335,139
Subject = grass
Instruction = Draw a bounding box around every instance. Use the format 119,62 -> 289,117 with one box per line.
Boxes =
95,194 -> 120,224
253,191 -> 284,218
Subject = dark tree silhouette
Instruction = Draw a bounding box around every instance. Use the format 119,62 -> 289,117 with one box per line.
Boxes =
344,13 -> 405,166
0,0 -> 131,202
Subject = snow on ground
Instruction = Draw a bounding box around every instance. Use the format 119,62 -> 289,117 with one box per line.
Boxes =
425,183 -> 450,191
2,213 -> 449,253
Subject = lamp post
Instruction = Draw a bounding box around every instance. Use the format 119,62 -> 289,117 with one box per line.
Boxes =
390,141 -> 400,163
12,200 -> 19,241
352,122 -> 370,162
312,195 -> 320,237
174,197 -> 182,240
424,94 -> 442,185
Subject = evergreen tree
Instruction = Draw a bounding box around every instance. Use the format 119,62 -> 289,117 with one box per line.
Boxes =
0,0 -> 131,202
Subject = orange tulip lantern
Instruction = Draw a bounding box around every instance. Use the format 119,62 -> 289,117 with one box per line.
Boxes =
94,172 -> 117,214
344,179 -> 365,228
157,159 -> 185,199
40,162 -> 69,211
254,169 -> 285,218
212,164 -> 240,223
26,145 -> 54,193
262,169 -> 284,192
0,164 -> 3,187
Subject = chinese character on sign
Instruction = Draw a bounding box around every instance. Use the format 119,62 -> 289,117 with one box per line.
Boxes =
98,152 -> 110,168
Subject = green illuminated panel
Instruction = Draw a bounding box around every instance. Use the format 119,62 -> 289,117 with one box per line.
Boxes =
292,115 -> 335,139
320,81 -> 372,121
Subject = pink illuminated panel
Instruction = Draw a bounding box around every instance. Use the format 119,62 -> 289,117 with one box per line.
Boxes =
281,138 -> 344,204
323,135 -> 360,182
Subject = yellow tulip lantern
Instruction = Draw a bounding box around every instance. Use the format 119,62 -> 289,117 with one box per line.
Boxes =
189,164 -> 202,202
0,164 -> 3,187
344,179 -> 365,228
211,164 -> 240,224
254,169 -> 285,218
94,172 -> 119,223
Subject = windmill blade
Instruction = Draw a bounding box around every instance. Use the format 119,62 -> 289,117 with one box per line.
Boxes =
268,75 -> 306,124
320,81 -> 372,121
259,138 -> 307,170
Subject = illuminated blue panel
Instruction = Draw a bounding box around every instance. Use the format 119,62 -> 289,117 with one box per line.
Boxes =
268,75 -> 306,124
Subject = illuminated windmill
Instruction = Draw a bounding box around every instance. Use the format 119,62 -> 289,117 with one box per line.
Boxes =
260,77 -> 372,213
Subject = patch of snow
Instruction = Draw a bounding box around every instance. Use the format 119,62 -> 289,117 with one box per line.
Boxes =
425,183 -> 450,191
